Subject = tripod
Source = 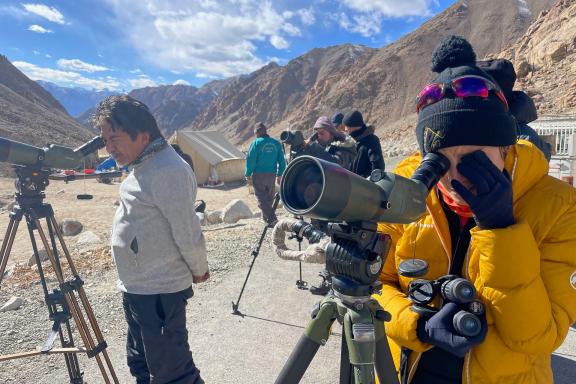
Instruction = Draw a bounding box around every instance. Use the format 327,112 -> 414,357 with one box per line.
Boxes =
0,167 -> 118,383
275,280 -> 399,384
275,221 -> 400,384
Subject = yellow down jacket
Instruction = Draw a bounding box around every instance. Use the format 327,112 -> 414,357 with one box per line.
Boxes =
374,141 -> 576,384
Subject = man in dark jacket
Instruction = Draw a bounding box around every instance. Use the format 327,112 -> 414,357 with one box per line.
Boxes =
342,110 -> 385,177
304,116 -> 356,170
477,58 -> 552,161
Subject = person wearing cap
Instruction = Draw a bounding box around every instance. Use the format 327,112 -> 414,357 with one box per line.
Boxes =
342,110 -> 385,177
245,122 -> 286,226
301,116 -> 357,295
332,112 -> 346,133
374,36 -> 576,384
304,116 -> 356,171
477,58 -> 552,161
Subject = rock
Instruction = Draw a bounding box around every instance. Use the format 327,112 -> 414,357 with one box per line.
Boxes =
75,231 -> 102,251
252,211 -> 262,219
196,212 -> 207,226
549,42 -> 568,63
56,189 -> 65,195
220,200 -> 253,224
206,211 -> 223,225
1,296 -> 24,312
516,60 -> 532,78
27,249 -> 50,267
113,200 -> 120,206
60,219 -> 83,236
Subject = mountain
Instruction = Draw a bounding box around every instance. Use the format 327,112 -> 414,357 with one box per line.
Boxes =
37,80 -> 118,117
127,80 -> 228,137
0,55 -> 96,174
493,0 -> 576,115
188,0 -> 558,155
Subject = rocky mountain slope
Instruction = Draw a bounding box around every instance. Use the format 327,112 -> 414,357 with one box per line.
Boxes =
128,81 -> 226,137
495,0 -> 576,116
0,55 -> 95,150
187,0 -> 558,155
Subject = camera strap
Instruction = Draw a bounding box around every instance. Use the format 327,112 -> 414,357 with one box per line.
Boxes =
443,205 -> 475,277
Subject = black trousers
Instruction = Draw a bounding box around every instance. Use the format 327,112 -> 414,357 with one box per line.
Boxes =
122,287 -> 203,384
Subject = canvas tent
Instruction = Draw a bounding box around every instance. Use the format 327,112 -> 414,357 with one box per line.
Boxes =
170,130 -> 246,185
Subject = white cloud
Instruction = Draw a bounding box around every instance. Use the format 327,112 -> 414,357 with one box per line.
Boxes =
270,35 -> 289,50
13,61 -> 121,90
57,59 -> 110,73
102,0 -> 306,77
33,50 -> 41,55
298,8 -> 315,26
22,3 -> 65,24
128,77 -> 157,89
129,68 -> 143,74
341,0 -> 434,17
173,79 -> 190,85
28,24 -> 52,33
339,0 -> 436,37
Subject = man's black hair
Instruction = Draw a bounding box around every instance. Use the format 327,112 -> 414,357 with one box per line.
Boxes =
94,95 -> 163,141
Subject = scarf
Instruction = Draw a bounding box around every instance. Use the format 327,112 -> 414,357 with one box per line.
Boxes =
129,137 -> 168,168
436,182 -> 474,218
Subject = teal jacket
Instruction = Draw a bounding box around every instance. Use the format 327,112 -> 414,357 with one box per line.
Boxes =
245,135 -> 286,176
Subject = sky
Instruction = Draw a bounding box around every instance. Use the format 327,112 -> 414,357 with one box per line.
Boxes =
0,0 -> 456,92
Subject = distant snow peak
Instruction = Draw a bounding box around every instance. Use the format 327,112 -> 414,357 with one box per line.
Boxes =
517,0 -> 532,18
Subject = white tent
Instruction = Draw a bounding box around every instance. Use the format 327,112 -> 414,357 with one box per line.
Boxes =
170,130 -> 246,185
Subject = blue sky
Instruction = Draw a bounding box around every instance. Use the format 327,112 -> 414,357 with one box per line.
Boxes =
0,0 -> 456,91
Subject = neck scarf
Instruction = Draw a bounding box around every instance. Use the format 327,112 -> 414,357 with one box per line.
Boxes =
129,137 -> 168,168
436,182 -> 474,218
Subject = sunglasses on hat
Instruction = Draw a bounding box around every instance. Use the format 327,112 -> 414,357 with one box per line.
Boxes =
416,75 -> 509,113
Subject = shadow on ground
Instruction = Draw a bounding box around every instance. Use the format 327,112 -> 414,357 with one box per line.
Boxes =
552,354 -> 576,383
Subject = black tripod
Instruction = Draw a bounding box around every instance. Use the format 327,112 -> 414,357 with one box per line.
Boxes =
275,222 -> 400,384
232,193 -> 308,315
0,167 -> 118,383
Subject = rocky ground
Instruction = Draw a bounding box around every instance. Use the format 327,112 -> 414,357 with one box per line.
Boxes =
0,176 -> 574,383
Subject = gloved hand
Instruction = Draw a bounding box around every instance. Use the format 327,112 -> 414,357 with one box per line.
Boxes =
451,150 -> 514,229
417,302 -> 487,357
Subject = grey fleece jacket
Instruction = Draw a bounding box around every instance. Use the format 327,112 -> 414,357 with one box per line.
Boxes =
111,145 -> 209,294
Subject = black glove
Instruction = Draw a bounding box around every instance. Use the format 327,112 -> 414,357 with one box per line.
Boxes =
417,302 -> 487,357
451,150 -> 514,229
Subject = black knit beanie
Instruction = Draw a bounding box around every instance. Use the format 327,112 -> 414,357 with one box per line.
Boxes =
476,58 -> 517,100
343,110 -> 364,128
416,36 -> 517,154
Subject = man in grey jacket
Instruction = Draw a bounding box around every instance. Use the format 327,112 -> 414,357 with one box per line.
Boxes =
96,95 -> 209,384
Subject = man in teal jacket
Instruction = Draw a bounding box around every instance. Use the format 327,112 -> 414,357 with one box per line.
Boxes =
245,122 -> 286,226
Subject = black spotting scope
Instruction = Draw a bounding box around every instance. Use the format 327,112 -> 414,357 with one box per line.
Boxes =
280,152 -> 450,224
0,136 -> 105,170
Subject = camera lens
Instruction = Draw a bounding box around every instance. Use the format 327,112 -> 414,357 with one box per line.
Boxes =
453,310 -> 482,337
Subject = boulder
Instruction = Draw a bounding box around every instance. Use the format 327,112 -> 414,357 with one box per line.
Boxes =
196,212 -> 207,226
220,200 -> 253,224
61,219 -> 83,236
206,211 -> 223,225
76,231 -> 102,251
27,249 -> 50,267
1,296 -> 24,312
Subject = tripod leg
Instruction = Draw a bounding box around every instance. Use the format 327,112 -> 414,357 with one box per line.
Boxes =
0,218 -> 20,288
339,329 -> 352,384
275,298 -> 338,384
47,215 -> 119,383
231,223 -> 269,314
33,217 -> 115,384
342,312 -> 375,384
374,322 -> 400,384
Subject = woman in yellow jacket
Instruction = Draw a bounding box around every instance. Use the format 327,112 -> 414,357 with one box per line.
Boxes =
375,36 -> 576,384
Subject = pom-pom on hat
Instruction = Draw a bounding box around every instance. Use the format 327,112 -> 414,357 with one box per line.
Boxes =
416,36 -> 517,154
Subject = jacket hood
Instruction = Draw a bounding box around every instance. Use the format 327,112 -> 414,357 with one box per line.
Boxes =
510,91 -> 538,124
331,134 -> 356,150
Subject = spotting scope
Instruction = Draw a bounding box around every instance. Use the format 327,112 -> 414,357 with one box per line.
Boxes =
280,152 -> 450,224
0,136 -> 105,170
